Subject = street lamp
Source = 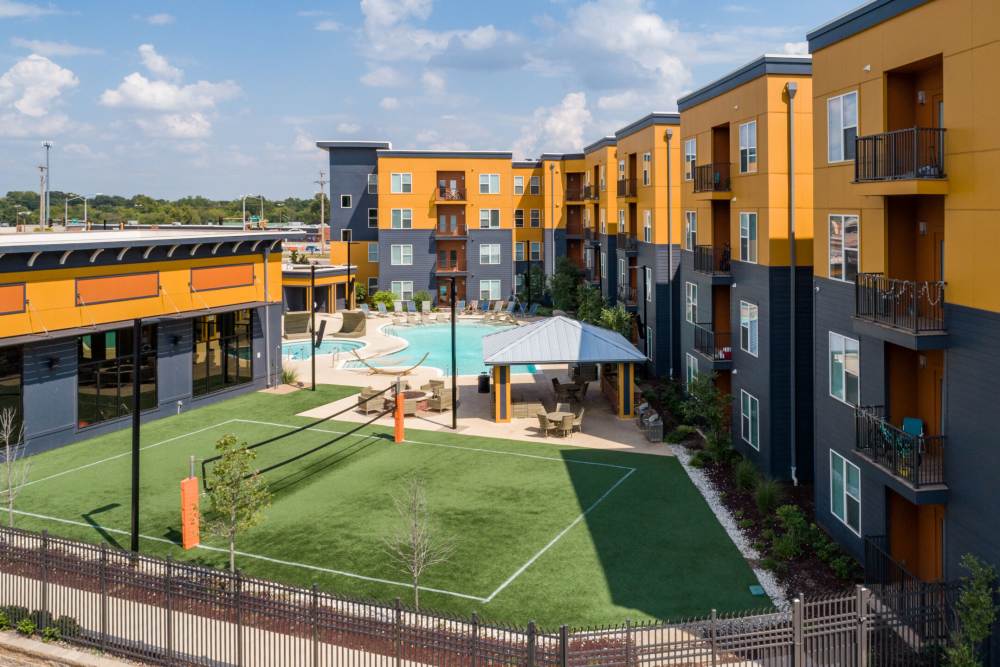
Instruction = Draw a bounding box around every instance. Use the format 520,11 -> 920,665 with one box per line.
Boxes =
241,194 -> 264,227
64,194 -> 87,226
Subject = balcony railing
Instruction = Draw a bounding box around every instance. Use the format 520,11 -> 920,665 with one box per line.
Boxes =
693,163 -> 731,193
855,127 -> 946,182
616,233 -> 639,253
693,244 -> 731,275
617,286 -> 637,305
435,260 -> 466,273
617,178 -> 637,197
693,324 -> 733,363
437,186 -> 466,201
855,273 -> 946,333
855,405 -> 945,488
583,185 -> 599,200
565,186 -> 585,201
566,220 -> 583,236
434,224 -> 467,237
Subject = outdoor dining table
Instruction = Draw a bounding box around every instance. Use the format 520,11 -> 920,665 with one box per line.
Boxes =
547,411 -> 574,423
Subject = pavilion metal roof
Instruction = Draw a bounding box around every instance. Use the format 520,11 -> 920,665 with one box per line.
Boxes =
482,315 -> 645,366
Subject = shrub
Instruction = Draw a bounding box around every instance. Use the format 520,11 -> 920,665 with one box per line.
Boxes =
16,618 -> 35,636
689,451 -> 711,468
2,606 -> 29,624
734,459 -> 759,492
705,433 -> 733,464
945,554 -> 999,667
41,625 -> 60,642
760,557 -> 782,574
412,290 -> 433,312
598,304 -> 632,338
738,518 -> 755,531
575,284 -> 604,324
535,306 -> 553,317
0,610 -> 8,631
830,555 -> 857,581
53,615 -> 80,638
280,365 -> 299,386
353,282 -> 368,305
680,373 -> 729,444
550,257 -> 582,312
666,425 -> 697,443
754,479 -> 783,516
371,290 -> 396,309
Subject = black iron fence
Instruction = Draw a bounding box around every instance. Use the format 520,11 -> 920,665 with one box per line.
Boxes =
693,244 -> 731,275
855,405 -> 946,488
693,324 -> 733,363
855,273 -> 946,333
0,525 -> 961,666
855,127 -> 946,182
693,163 -> 732,193
582,184 -> 598,200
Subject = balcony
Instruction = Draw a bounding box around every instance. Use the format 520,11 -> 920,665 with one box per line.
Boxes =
693,245 -> 732,284
616,178 -> 637,198
617,285 -> 637,307
855,406 -> 946,497
565,186 -> 585,202
693,324 -> 733,370
616,233 -> 638,254
566,219 -> 584,238
583,185 -> 599,200
693,163 -> 731,197
854,273 -> 947,350
854,128 -> 948,196
433,223 -> 468,238
434,259 -> 467,274
436,186 -> 466,202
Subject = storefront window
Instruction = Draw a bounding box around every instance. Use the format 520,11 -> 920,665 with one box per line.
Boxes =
77,326 -> 157,428
193,310 -> 253,397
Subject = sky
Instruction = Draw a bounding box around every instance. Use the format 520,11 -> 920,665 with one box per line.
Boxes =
0,0 -> 859,200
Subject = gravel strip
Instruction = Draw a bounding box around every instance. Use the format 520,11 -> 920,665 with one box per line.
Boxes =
670,444 -> 791,611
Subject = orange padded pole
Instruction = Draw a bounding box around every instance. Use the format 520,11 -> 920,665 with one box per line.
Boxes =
394,383 -> 405,444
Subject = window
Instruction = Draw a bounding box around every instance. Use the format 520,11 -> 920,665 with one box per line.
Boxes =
367,173 -> 378,194
600,251 -> 607,278
479,243 -> 501,265
617,160 -> 625,181
686,353 -> 698,387
479,279 -> 501,301
585,248 -> 593,268
368,277 -> 378,294
340,194 -> 352,208
599,164 -> 606,190
584,208 -> 590,227
479,173 -> 500,194
740,390 -> 760,450
192,311 -> 251,398
683,138 -> 696,181
600,209 -> 606,234
530,241 -> 541,261
341,228 -> 352,242
830,451 -> 861,535
78,325 -> 158,427
684,211 -> 697,250
367,242 -> 378,263
643,210 -> 652,243
829,332 -> 860,406
646,326 -> 654,360
390,280 -> 414,301
530,209 -> 540,227
479,209 -> 500,229
0,347 -> 21,435
514,209 -> 524,227
529,175 -> 540,194
390,244 -> 413,266
827,91 -> 858,163
739,212 -> 757,263
618,258 -> 627,288
391,208 -> 412,229
828,214 -> 859,282
367,208 -> 378,228
738,121 -> 757,174
740,301 -> 759,357
645,266 -> 653,302
513,175 -> 524,195
515,242 -> 525,261
685,282 -> 698,323
642,152 -> 651,186
617,209 -> 625,233
390,173 -> 412,193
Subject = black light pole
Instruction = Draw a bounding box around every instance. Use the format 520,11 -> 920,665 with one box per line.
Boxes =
310,263 -> 316,391
641,264 -> 649,349
449,277 -> 457,429
130,318 -> 142,553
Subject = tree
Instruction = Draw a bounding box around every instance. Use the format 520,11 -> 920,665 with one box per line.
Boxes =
383,477 -> 454,610
576,285 -> 604,325
412,290 -> 433,311
518,265 -> 548,305
354,282 -> 369,305
372,290 -> 396,310
946,554 -> 999,667
680,372 -> 729,446
599,304 -> 633,339
206,434 -> 271,572
550,257 -> 582,312
0,408 -> 29,528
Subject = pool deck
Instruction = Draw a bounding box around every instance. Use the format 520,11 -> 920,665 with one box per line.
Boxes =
283,311 -> 670,457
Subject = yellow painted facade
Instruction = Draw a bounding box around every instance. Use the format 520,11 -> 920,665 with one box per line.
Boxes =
614,124 -> 683,246
584,144 -> 620,236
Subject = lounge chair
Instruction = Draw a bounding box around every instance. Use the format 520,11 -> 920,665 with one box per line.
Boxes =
456,300 -> 466,313
405,301 -> 422,324
527,303 -> 540,317
376,302 -> 390,317
427,388 -> 453,412
495,301 -> 518,324
536,412 -> 559,438
463,300 -> 478,314
558,415 -> 574,438
391,301 -> 407,325
359,304 -> 372,318
572,407 -> 585,433
483,301 -> 504,322
421,301 -> 437,323
358,387 -> 383,414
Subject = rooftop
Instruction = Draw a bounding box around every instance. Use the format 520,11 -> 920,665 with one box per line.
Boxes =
482,315 -> 646,366
0,228 -> 298,254
677,54 -> 812,112
807,0 -> 931,52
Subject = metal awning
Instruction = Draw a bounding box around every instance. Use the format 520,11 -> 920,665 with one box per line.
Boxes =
482,315 -> 645,366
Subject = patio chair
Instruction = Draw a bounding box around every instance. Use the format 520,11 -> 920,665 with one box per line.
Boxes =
572,407 -> 585,433
421,301 -> 437,323
456,300 -> 466,314
463,300 -> 478,314
420,378 -> 445,394
536,412 -> 559,438
358,387 -> 383,414
495,301 -> 517,324
556,402 -> 572,414
427,388 -> 453,412
527,303 -> 540,317
376,302 -> 390,317
406,301 -> 422,324
483,301 -> 504,321
558,415 -> 574,438
359,304 -> 372,318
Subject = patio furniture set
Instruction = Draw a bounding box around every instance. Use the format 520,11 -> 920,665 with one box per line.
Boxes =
635,402 -> 664,442
357,378 -> 454,416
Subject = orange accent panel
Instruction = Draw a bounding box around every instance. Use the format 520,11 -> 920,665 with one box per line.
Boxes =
75,272 -> 159,306
190,263 -> 254,292
0,283 -> 26,314
180,477 -> 200,550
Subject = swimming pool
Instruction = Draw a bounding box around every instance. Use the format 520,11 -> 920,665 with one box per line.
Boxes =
282,339 -> 364,361
349,322 -> 537,376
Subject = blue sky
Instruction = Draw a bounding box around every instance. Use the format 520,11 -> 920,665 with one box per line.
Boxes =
0,0 -> 858,199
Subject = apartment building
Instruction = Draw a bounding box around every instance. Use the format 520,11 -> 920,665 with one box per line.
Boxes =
808,0 -> 998,582
677,55 -> 815,482
583,136 -> 619,303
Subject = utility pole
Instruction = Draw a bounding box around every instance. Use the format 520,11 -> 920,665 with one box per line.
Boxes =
314,170 -> 328,253
38,166 -> 47,226
42,141 -> 52,227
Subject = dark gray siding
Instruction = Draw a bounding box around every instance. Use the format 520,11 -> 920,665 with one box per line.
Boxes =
378,230 -> 435,297
328,147 -> 379,243
550,229 -> 566,274
469,229 -> 514,301
599,234 -> 617,303
637,242 -> 679,378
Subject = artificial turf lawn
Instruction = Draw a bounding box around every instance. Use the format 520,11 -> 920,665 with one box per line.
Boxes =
15,385 -> 769,628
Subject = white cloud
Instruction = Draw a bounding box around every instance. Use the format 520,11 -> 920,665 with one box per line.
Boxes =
136,112 -> 212,138
460,25 -> 501,50
62,143 -> 108,160
293,129 -> 316,152
101,73 -> 240,111
783,41 -> 809,55
0,0 -> 56,19
421,70 -> 445,93
361,66 -> 403,87
336,121 -> 361,133
315,20 -> 341,31
513,92 -> 591,159
10,38 -> 103,56
0,54 -> 77,137
145,13 -> 175,25
139,43 -> 182,82
379,96 -> 399,110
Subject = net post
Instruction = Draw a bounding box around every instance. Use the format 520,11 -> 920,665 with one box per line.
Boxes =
394,377 -> 404,444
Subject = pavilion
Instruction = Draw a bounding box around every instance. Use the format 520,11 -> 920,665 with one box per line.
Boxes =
482,316 -> 647,422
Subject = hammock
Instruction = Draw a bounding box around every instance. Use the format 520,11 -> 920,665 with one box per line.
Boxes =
350,349 -> 429,376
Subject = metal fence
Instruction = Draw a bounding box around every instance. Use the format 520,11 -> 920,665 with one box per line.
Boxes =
854,127 -> 946,182
855,273 -> 946,334
0,525 -> 958,666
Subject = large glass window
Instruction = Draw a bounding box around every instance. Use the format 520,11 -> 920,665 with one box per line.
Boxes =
0,347 -> 22,433
513,175 -> 524,195
739,121 -> 757,173
79,325 -> 158,427
192,311 -> 252,398
514,209 -> 524,228
642,152 -> 651,186
829,214 -> 859,282
829,331 -> 860,406
479,279 -> 501,301
740,301 -> 759,356
529,175 -> 540,194
479,173 -> 500,194
685,282 -> 698,323
530,209 -> 540,228
739,212 -> 758,263
390,244 -> 413,266
530,242 -> 541,261
479,243 -> 501,265
390,281 -> 414,301
685,353 -> 698,388
683,138 -> 696,180
390,173 -> 412,193
830,450 -> 861,534
827,92 -> 858,163
740,390 -> 759,450
684,211 -> 697,250
643,210 -> 651,242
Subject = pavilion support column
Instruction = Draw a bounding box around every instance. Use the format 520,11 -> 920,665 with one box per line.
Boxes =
617,362 -> 635,419
493,365 -> 511,423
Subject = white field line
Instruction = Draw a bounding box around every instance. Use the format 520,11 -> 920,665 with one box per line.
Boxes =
11,509 -> 487,603
483,467 -> 636,603
23,419 -> 239,488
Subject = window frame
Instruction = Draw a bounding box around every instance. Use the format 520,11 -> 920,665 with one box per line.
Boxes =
739,120 -> 758,174
530,241 -> 541,261
684,211 -> 697,250
514,209 -> 525,228
367,173 -> 378,194
513,175 -> 524,195
479,243 -> 501,265
367,242 -> 378,263
830,450 -> 862,536
740,389 -> 760,450
685,282 -> 698,324
686,353 -> 698,387
479,279 -> 501,301
600,209 -> 606,235
515,242 -> 525,262
479,209 -> 500,229
340,194 -> 352,209
646,326 -> 654,360
739,300 -> 759,357
739,211 -> 758,263
367,208 -> 378,228
828,214 -> 859,283
643,210 -> 652,243
642,152 -> 651,186
390,172 -> 412,194
828,331 -> 860,406
827,91 -> 858,164
390,244 -> 413,266
390,280 -> 414,301
529,175 -> 540,195
368,276 -> 378,294
390,208 -> 412,229
530,209 -> 541,228
645,266 -> 653,302
479,173 -> 500,194
683,138 -> 696,181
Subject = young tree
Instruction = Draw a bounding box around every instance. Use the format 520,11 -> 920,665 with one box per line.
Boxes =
550,257 -> 582,312
383,477 -> 454,610
518,265 -> 548,305
206,434 -> 271,572
599,304 -> 633,339
680,372 -> 730,446
946,554 -> 999,667
0,408 -> 29,528
576,284 -> 605,325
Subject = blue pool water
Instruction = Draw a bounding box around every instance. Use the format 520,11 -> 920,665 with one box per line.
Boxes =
282,339 -> 364,360
349,322 -> 537,376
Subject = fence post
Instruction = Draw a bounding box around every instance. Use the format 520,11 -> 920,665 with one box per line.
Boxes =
625,618 -> 632,667
470,612 -> 479,666
527,621 -> 537,667
559,624 -> 568,667
234,570 -> 244,667
311,584 -> 319,667
99,543 -> 108,651
165,557 -> 173,662
710,609 -> 718,667
857,586 -> 870,667
394,597 -> 402,667
40,530 -> 48,620
792,598 -> 804,666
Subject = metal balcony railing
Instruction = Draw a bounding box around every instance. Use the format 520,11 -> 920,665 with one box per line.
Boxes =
616,233 -> 638,253
855,273 -> 945,333
583,185 -> 599,200
855,405 -> 945,488
617,178 -> 637,197
855,127 -> 946,182
693,163 -> 731,193
434,224 -> 467,237
434,260 -> 466,273
436,186 -> 466,201
693,244 -> 731,275
565,186 -> 585,201
693,324 -> 733,363
617,286 -> 637,305
566,220 -> 584,236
